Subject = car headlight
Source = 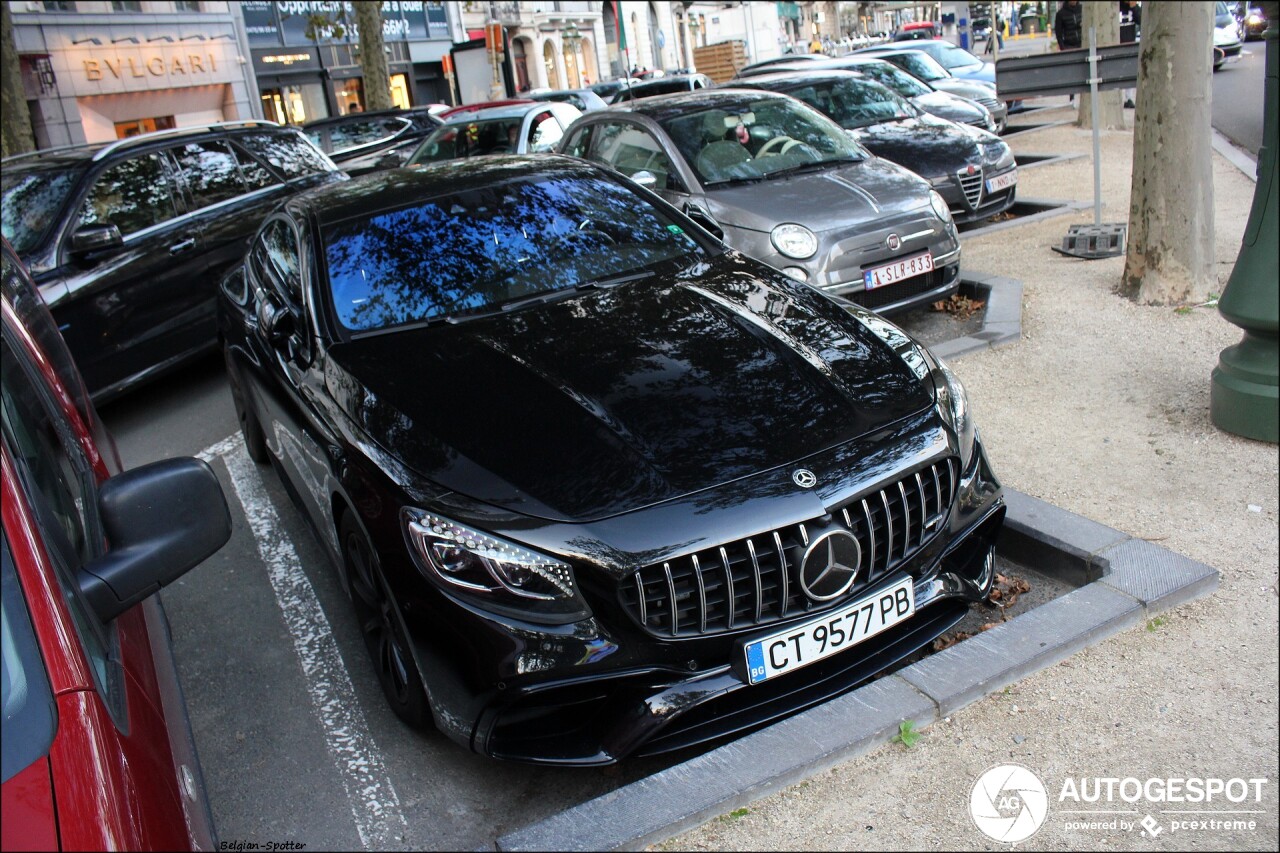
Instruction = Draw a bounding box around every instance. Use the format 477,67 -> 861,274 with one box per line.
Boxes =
402,509 -> 591,623
984,141 -> 1015,170
932,357 -> 976,472
770,223 -> 818,259
929,190 -> 953,223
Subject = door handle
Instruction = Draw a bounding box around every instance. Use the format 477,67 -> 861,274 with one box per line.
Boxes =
168,237 -> 197,255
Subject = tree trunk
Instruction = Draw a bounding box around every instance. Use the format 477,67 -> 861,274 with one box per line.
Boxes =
355,1 -> 393,112
1076,0 -> 1125,129
1,2 -> 35,158
1121,1 -> 1215,305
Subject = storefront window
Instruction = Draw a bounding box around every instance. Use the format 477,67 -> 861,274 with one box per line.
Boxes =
113,116 -> 175,139
261,84 -> 329,125
333,78 -> 365,115
389,73 -> 412,110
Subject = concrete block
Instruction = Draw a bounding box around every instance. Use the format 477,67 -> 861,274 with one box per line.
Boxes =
999,489 -> 1129,585
1097,538 -> 1220,612
897,581 -> 1144,717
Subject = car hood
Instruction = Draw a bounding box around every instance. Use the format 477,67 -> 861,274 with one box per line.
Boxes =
929,79 -> 998,104
849,114 -> 981,180
704,157 -> 930,234
911,90 -> 987,124
326,252 -> 933,523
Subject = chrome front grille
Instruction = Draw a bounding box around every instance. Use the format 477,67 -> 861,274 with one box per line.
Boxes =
618,458 -> 958,639
977,97 -> 1002,113
959,170 -> 984,208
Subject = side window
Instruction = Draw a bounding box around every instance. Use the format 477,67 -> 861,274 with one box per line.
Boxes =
77,153 -> 177,236
258,220 -> 302,308
0,336 -> 124,724
592,123 -> 682,191
562,124 -> 595,158
329,118 -> 408,152
229,142 -> 280,191
239,132 -> 333,180
172,141 -> 248,209
220,265 -> 249,306
527,111 -> 565,152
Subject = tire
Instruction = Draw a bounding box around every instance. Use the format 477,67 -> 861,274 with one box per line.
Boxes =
224,351 -> 269,464
340,512 -> 432,729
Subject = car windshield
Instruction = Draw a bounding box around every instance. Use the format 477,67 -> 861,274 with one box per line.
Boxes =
928,42 -> 983,70
850,61 -> 932,97
323,171 -> 705,333
408,118 -> 525,163
889,51 -> 949,82
659,97 -> 866,186
780,78 -> 917,128
1,167 -> 80,255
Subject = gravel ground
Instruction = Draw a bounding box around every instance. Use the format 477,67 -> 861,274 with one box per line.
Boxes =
659,106 -> 1280,851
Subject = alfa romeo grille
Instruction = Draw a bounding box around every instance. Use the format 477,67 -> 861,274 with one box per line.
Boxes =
960,170 -> 984,208
618,458 -> 958,639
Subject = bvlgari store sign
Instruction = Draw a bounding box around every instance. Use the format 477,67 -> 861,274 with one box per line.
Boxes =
62,40 -> 239,97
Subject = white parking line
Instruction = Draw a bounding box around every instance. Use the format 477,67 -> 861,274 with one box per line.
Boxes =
208,434 -> 407,848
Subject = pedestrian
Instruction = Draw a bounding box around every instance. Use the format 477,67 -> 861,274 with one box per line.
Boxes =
1055,0 -> 1083,50
1119,0 -> 1141,108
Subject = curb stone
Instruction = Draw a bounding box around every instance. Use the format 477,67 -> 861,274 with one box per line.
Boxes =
930,270 -> 1024,361
492,490 -> 1220,852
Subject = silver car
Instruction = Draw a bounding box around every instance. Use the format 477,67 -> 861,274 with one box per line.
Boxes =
558,90 -> 960,314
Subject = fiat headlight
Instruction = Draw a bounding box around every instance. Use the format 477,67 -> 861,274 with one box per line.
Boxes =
932,358 -> 976,472
770,223 -> 818,259
402,509 -> 591,623
929,190 -> 953,223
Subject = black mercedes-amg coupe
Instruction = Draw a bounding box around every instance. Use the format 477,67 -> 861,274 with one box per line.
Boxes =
217,155 -> 1005,765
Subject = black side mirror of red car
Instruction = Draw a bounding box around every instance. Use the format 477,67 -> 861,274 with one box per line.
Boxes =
69,224 -> 123,255
77,457 -> 232,624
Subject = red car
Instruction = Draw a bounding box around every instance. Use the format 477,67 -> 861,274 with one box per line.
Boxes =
1,240 -> 230,850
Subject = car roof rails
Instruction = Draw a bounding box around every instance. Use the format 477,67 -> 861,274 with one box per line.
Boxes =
90,120 -> 282,161
1,120 -> 282,166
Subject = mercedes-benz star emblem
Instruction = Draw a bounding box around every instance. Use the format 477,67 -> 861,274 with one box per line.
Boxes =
886,233 -> 901,251
792,468 -> 817,488
798,530 -> 862,601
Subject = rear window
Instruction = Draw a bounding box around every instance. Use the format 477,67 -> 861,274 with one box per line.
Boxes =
408,118 -> 525,163
1,167 -> 81,255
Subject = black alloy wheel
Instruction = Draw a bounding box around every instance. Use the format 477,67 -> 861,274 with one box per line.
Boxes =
340,513 -> 431,728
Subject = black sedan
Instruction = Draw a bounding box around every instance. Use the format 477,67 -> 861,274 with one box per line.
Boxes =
736,71 -> 1018,224
303,107 -> 442,175
218,156 -> 1005,765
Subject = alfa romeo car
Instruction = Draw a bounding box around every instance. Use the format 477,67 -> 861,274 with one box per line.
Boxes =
217,156 -> 1005,765
559,90 -> 961,314
735,71 -> 1017,224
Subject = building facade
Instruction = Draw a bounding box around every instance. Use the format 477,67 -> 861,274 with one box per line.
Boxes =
242,1 -> 461,124
8,0 -> 258,147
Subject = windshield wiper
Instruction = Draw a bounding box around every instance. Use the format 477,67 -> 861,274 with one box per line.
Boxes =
575,269 -> 656,290
769,158 -> 861,179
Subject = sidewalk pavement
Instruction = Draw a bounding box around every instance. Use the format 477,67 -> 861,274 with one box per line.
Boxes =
660,106 -> 1279,851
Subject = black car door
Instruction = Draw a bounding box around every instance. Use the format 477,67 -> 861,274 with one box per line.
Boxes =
245,218 -> 336,545
53,150 -> 208,398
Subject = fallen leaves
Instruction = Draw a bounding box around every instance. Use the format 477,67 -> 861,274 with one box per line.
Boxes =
930,293 -> 986,320
929,573 -> 1033,651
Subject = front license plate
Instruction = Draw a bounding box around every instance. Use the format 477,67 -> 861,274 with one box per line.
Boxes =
986,169 -> 1017,193
744,577 -> 915,685
863,252 -> 933,290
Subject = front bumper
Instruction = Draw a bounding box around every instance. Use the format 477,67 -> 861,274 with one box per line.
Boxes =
729,214 -> 962,316
419,419 -> 1004,766
931,165 -> 1017,224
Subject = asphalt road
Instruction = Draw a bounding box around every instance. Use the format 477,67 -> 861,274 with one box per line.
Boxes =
1211,41 -> 1266,157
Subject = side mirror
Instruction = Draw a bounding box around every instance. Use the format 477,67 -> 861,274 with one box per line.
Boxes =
257,297 -> 293,346
683,202 -> 725,242
77,458 -> 232,624
631,170 -> 658,189
70,224 -> 123,255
